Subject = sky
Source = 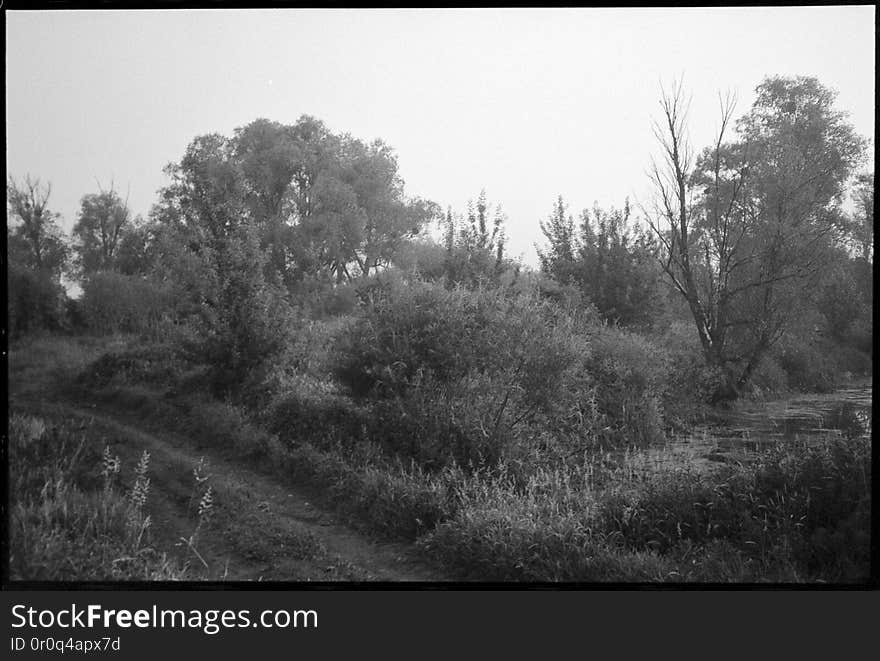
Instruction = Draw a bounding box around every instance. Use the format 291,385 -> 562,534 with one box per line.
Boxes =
6,7 -> 876,266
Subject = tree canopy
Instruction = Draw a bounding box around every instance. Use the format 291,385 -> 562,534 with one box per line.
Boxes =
72,186 -> 133,275
647,76 -> 867,400
153,116 -> 441,290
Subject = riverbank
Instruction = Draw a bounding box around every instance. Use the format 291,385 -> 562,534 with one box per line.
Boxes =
8,334 -> 873,583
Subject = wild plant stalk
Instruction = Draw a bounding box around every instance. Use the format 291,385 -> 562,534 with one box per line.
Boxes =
125,450 -> 152,552
179,459 -> 214,571
101,446 -> 121,492
189,456 -> 211,512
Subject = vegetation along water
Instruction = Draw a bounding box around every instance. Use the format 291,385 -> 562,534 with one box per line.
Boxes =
7,74 -> 873,583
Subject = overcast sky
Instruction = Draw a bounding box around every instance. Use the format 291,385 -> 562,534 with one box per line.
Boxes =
6,7 -> 876,265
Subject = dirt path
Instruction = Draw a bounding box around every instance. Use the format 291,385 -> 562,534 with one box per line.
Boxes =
17,396 -> 449,582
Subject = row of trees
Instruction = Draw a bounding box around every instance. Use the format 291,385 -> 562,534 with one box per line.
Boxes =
7,75 -> 873,402
537,75 -> 871,400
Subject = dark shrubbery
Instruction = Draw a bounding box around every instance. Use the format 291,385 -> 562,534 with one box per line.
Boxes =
80,271 -> 172,335
583,326 -> 668,445
183,228 -> 295,396
420,434 -> 870,582
596,436 -> 871,581
331,279 -> 697,469
78,343 -> 186,389
777,341 -> 838,393
7,265 -> 68,337
333,280 -> 596,468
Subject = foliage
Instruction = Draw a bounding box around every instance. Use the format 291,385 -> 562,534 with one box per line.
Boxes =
597,436 -> 871,581
154,116 -> 440,290
114,218 -> 164,276
186,225 -> 295,394
646,76 -> 867,400
80,271 -> 172,335
334,279 -> 595,467
7,175 -> 69,277
72,187 -> 133,275
658,321 -> 727,420
538,196 -> 660,327
583,325 -> 668,445
8,412 -> 186,580
7,263 -> 68,337
422,434 -> 870,582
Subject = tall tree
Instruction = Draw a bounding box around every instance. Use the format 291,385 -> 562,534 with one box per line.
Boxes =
72,184 -> 132,274
647,76 -> 866,400
154,116 -> 438,289
6,175 -> 68,276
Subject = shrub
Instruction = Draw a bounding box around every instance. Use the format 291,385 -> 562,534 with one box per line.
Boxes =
334,280 -> 595,468
272,439 -> 460,539
185,227 -> 295,395
594,436 -> 871,581
583,325 -> 668,445
78,343 -> 186,389
7,264 -> 68,337
777,340 -> 837,393
80,271 -> 172,335
180,397 -> 278,458
747,353 -> 789,399
422,435 -> 870,582
420,465 -> 677,581
660,321 -> 723,423
268,386 -> 367,450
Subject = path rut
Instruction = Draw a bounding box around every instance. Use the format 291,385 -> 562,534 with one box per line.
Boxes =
18,396 -> 448,583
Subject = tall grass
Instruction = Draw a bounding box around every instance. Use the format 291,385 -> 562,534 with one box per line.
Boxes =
8,411 -> 187,580
49,327 -> 873,583
422,437 -> 871,582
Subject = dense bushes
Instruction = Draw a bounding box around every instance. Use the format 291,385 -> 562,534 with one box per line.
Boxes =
583,326 -> 667,444
44,320 -> 871,582
659,321 -> 727,421
80,271 -> 172,335
180,227 -> 295,395
333,280 -> 597,468
7,264 -> 68,337
595,436 -> 871,580
330,279 -> 724,469
421,435 -> 870,581
77,342 -> 186,389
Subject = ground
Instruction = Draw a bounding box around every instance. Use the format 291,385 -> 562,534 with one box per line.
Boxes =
8,336 -> 448,582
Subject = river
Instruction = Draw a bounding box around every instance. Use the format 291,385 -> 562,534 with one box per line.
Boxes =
650,381 -> 872,471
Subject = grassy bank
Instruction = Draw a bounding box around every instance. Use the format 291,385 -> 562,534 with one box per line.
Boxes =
8,410 -> 188,580
9,334 -> 872,583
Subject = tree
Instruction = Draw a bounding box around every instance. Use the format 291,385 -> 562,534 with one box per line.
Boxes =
538,196 -> 659,327
440,190 -> 510,287
7,175 -> 68,276
537,196 -> 577,283
154,116 -> 439,290
846,173 -> 873,262
6,175 -> 69,336
72,184 -> 132,275
646,76 -> 866,400
115,218 -> 164,276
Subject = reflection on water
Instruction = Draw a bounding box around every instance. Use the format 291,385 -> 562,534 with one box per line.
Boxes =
666,384 -> 872,468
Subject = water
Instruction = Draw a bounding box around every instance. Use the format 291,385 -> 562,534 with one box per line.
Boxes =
661,382 -> 872,469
